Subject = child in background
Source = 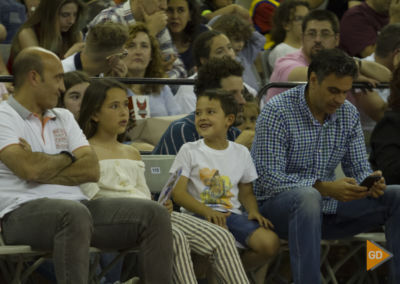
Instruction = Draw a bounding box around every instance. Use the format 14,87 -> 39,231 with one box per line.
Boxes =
237,100 -> 260,132
171,89 -> 280,273
58,71 -> 90,120
78,78 -> 249,284
211,14 -> 265,91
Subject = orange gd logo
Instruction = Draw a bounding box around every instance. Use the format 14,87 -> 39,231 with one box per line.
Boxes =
366,240 -> 393,271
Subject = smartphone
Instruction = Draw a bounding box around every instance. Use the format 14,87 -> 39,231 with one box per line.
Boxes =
360,175 -> 381,189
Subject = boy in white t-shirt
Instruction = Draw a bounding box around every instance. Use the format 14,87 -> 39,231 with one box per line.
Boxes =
170,89 -> 280,271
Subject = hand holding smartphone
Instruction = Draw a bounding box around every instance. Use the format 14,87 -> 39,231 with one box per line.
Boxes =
360,175 -> 382,190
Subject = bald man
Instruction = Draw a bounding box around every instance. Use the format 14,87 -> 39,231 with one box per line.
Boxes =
0,47 -> 173,283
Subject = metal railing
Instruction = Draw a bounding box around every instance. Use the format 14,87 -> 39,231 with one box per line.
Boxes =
0,76 -> 196,85
257,81 -> 390,103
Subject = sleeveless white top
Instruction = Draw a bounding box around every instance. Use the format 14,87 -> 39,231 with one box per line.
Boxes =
80,159 -> 151,200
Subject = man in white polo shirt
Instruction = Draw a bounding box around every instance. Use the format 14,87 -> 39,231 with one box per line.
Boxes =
0,47 -> 173,283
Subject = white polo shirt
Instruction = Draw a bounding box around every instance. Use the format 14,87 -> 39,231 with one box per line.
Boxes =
0,97 -> 89,218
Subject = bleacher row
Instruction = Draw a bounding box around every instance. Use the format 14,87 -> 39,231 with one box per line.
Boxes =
0,72 -> 389,283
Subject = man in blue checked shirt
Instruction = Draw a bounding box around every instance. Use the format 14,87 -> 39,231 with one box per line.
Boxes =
251,48 -> 400,283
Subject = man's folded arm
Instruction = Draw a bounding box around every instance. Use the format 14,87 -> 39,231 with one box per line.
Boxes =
0,144 -> 99,185
43,146 -> 100,186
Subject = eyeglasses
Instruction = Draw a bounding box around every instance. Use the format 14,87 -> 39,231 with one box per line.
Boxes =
304,30 -> 335,40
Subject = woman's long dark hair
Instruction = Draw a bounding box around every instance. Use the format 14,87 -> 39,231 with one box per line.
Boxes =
12,0 -> 87,57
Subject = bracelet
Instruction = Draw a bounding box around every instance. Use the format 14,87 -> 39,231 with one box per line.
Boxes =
60,151 -> 76,164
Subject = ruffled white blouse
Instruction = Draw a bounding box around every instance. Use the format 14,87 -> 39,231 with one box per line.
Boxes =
80,159 -> 151,200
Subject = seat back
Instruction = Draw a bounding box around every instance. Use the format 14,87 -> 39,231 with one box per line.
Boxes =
142,155 -> 176,193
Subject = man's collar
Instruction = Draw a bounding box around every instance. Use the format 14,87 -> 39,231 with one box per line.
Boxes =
7,96 -> 57,120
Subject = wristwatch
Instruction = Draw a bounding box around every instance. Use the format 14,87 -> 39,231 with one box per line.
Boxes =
60,151 -> 76,163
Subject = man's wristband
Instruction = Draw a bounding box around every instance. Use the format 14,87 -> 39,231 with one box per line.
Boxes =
60,151 -> 76,164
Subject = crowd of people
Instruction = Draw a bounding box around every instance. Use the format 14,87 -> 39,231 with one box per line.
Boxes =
1,0 -> 400,283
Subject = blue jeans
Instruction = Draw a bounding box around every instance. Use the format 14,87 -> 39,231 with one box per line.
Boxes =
259,185 -> 400,284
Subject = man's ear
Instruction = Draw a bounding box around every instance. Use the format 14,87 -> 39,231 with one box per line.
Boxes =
27,70 -> 41,86
309,71 -> 318,88
334,33 -> 340,47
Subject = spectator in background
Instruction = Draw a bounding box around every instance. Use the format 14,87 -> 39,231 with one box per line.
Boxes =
268,0 -> 309,70
237,100 -> 259,133
153,57 -> 254,155
174,30 -> 256,114
369,23 -> 400,73
167,0 -> 209,74
8,0 -> 87,73
88,0 -> 187,79
266,10 -> 391,102
211,14 -> 265,91
360,23 -> 400,147
123,23 -> 182,117
58,70 -> 90,120
0,0 -> 26,44
200,0 -> 250,22
370,65 -> 400,185
340,0 -> 400,58
62,22 -> 128,77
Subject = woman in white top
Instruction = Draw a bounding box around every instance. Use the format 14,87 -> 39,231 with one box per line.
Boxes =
78,78 -> 249,284
268,0 -> 309,70
123,23 -> 182,117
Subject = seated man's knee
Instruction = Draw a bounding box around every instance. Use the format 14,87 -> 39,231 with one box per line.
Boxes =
384,185 -> 400,199
54,200 -> 93,240
291,187 -> 322,213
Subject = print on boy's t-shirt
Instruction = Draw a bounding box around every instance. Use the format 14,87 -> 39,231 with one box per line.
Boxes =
199,168 -> 233,210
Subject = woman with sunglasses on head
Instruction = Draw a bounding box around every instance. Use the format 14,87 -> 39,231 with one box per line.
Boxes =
8,0 -> 87,73
123,23 -> 183,117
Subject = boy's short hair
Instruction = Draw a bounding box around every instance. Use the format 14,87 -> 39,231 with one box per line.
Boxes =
197,89 -> 239,119
194,57 -> 244,95
211,14 -> 252,43
85,22 -> 128,53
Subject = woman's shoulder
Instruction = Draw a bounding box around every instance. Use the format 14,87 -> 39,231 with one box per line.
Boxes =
17,27 -> 39,49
